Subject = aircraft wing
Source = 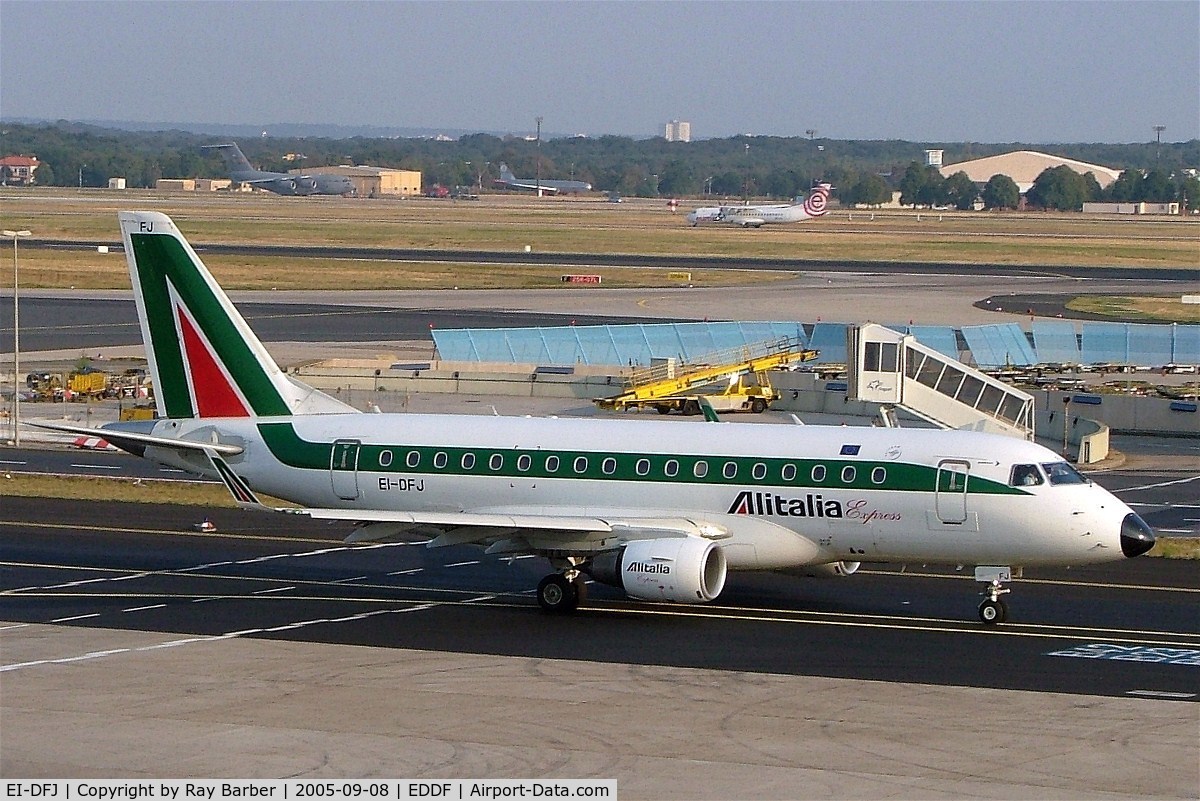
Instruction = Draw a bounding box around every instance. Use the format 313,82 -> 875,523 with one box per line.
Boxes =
296,507 -> 726,554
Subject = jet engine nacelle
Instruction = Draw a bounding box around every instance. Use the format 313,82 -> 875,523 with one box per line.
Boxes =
587,537 -> 727,603
293,176 -> 318,194
798,560 -> 862,578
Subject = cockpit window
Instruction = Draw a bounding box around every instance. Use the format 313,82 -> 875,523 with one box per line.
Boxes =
1010,464 -> 1044,487
1041,462 -> 1088,485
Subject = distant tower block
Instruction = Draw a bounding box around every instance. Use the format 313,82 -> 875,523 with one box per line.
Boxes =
665,120 -> 692,142
925,149 -> 944,168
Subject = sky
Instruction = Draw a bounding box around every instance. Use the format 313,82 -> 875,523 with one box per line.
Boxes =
2,1 -> 1197,144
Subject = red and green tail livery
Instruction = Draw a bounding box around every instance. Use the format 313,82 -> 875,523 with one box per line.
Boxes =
119,212 -> 353,419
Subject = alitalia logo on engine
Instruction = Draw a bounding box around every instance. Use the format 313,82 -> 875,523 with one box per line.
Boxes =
627,562 -> 670,574
728,490 -> 843,518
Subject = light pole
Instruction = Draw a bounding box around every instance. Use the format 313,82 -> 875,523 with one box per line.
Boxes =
535,116 -> 543,197
1153,125 -> 1165,165
4,229 -> 31,446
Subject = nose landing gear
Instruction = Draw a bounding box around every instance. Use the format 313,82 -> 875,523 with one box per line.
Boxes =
975,566 -> 1012,625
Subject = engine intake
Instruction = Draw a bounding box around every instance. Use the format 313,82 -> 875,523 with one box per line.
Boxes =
587,537 -> 727,603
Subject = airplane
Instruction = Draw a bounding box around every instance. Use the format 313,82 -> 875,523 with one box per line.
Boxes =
202,143 -> 355,196
687,183 -> 832,227
494,163 -> 592,194
35,211 -> 1156,625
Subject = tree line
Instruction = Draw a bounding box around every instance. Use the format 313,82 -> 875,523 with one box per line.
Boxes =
3,121 -> 1197,210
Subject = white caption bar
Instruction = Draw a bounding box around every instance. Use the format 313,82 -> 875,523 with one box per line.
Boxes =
2,781 -> 617,801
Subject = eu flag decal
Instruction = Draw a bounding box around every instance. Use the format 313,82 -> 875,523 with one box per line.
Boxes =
840,444 -> 861,456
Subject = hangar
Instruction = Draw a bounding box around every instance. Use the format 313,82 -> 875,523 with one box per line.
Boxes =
939,150 -> 1121,193
290,165 -> 422,197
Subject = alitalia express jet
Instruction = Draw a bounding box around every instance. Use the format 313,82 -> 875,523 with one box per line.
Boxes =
37,212 -> 1157,624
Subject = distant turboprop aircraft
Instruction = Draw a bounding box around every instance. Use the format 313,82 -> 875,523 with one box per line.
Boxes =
495,163 -> 591,194
688,182 -> 832,227
203,142 -> 355,196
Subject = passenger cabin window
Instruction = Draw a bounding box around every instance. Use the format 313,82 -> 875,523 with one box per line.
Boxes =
723,461 -> 738,479
693,461 -> 709,478
781,463 -> 797,481
517,454 -> 532,471
489,453 -> 504,471
841,466 -> 856,483
574,456 -> 588,474
406,450 -> 421,468
1010,464 -> 1043,487
752,462 -> 767,480
635,458 -> 650,476
545,455 -> 560,472
461,453 -> 476,470
664,459 -> 679,477
379,450 -> 393,468
602,457 -> 617,475
433,452 -> 447,469
1041,462 -> 1088,485
812,465 -> 827,482
871,467 -> 886,484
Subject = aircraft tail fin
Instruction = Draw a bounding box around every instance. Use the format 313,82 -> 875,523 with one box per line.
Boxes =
802,183 -> 831,217
498,163 -> 516,181
118,211 -> 357,420
202,142 -> 255,174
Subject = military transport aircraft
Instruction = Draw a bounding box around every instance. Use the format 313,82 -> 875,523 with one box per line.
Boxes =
203,143 -> 354,196
36,212 -> 1156,624
494,163 -> 591,194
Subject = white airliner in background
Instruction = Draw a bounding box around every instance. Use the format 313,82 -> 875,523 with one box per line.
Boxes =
688,183 -> 832,227
37,212 -> 1156,625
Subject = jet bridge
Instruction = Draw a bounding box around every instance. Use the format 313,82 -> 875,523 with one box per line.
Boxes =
847,324 -> 1035,440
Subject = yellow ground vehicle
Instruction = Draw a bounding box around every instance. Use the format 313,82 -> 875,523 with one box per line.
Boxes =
595,336 -> 818,416
68,370 -> 107,398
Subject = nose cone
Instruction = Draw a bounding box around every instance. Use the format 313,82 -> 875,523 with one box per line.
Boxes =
1121,513 -> 1156,558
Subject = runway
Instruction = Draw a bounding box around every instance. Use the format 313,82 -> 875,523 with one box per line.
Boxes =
3,497 -> 1196,698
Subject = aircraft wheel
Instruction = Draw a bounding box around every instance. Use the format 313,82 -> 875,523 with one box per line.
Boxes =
978,598 -> 1007,625
537,574 -> 579,613
655,404 -> 672,415
750,398 -> 768,414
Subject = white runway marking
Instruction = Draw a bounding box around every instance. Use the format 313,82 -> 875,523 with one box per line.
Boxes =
1126,689 -> 1196,699
1118,475 -> 1200,492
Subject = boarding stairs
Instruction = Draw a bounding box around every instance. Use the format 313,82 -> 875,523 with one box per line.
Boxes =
847,324 -> 1035,440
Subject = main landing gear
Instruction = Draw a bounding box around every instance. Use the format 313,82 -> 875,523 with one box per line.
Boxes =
537,558 -> 588,614
976,566 -> 1013,625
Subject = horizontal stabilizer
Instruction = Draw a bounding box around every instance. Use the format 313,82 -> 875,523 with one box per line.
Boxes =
29,420 -> 244,456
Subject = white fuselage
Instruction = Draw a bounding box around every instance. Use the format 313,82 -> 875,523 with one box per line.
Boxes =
144,412 -> 1138,572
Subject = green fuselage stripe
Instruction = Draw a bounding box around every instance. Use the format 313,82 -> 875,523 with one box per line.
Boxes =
259,422 -> 1027,496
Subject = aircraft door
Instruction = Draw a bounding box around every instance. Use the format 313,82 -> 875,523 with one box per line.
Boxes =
331,439 -> 361,501
935,459 -> 970,524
